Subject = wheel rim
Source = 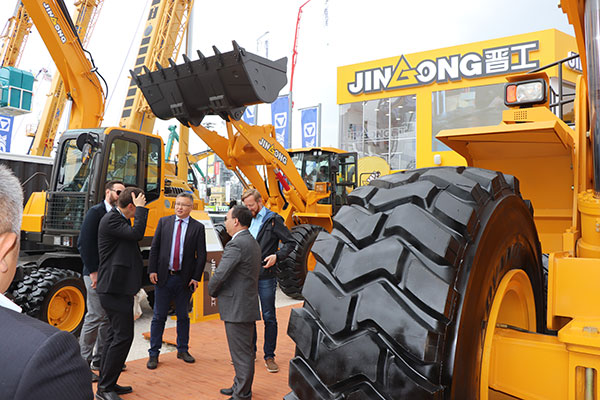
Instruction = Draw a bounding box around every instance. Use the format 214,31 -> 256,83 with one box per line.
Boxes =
47,286 -> 85,332
306,251 -> 317,272
479,269 -> 537,399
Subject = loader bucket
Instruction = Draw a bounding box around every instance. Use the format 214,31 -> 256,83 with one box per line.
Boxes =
132,41 -> 288,126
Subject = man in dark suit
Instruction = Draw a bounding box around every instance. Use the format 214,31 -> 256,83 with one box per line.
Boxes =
0,164 -> 93,400
78,180 -> 125,380
96,187 -> 148,400
209,205 -> 261,400
146,192 -> 206,369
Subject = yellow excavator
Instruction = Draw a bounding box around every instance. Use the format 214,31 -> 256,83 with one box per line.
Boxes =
10,0 -> 203,334
280,0 -> 600,399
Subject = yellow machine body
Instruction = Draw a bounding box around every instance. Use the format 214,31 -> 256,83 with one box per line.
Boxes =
432,0 -> 600,397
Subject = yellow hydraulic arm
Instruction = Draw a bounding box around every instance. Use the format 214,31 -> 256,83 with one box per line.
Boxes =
119,0 -> 193,133
21,0 -> 104,132
29,0 -> 104,157
0,1 -> 33,68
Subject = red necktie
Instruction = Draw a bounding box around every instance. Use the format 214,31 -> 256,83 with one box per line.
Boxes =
173,219 -> 182,271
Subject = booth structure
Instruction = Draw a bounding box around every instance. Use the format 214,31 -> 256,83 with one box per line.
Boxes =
0,66 -> 34,116
337,29 -> 581,170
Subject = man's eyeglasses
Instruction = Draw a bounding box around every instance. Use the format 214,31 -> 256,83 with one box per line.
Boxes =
175,202 -> 193,208
111,189 -> 122,195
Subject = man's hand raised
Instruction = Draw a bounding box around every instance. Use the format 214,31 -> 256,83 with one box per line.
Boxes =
132,192 -> 146,207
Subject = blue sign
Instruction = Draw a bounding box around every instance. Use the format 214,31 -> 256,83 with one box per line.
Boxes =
242,106 -> 256,125
270,95 -> 290,148
0,115 -> 13,152
300,107 -> 318,147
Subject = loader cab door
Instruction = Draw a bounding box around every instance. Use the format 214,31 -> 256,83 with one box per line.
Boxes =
331,152 -> 357,214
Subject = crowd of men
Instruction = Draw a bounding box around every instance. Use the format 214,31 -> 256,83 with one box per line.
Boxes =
0,164 -> 295,400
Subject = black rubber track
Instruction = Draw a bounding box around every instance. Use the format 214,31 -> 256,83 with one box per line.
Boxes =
277,224 -> 324,300
214,222 -> 231,247
285,167 -> 545,399
12,267 -> 86,335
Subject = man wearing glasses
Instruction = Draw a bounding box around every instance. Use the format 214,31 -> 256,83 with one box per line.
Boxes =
77,180 -> 125,381
146,192 -> 207,369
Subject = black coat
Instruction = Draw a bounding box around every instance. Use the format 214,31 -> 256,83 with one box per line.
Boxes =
255,208 -> 294,280
0,306 -> 93,400
148,214 -> 207,287
97,207 -> 148,296
77,201 -> 108,276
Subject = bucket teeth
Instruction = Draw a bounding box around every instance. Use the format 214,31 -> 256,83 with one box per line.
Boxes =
134,42 -> 288,126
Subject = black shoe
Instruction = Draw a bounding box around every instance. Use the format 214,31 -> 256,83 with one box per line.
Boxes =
177,351 -> 195,363
95,391 -> 123,400
114,384 -> 133,395
220,387 -> 233,396
90,361 -> 101,372
147,355 -> 158,369
91,370 -> 99,383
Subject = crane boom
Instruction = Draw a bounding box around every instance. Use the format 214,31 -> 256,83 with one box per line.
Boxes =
119,0 -> 193,133
29,0 -> 105,157
21,0 -> 104,134
0,2 -> 33,68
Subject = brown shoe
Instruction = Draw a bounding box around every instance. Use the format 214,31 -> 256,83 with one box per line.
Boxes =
265,357 -> 279,373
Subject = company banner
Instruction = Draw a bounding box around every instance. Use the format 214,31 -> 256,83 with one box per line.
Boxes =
0,115 -> 14,152
242,105 -> 256,125
300,106 -> 319,147
270,95 -> 290,148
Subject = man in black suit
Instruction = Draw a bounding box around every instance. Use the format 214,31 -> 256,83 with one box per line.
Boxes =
209,205 -> 261,400
146,193 -> 206,369
96,187 -> 148,400
78,180 -> 125,380
0,164 -> 93,400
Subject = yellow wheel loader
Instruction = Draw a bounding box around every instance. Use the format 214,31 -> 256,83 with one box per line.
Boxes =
133,42 -> 360,299
280,0 -> 600,399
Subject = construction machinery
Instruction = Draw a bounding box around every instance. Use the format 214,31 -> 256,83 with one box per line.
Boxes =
280,0 -> 600,398
9,0 -> 211,334
29,0 -> 105,157
132,42 -> 359,299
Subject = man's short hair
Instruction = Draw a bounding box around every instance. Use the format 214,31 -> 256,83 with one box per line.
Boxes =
241,188 -> 261,202
176,192 -> 194,203
105,180 -> 124,191
117,187 -> 144,208
0,165 -> 23,234
231,205 -> 252,228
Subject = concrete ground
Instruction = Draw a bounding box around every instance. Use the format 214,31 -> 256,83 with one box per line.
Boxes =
126,287 -> 303,362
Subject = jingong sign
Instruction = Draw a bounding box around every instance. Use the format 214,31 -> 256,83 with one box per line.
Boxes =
345,41 -> 539,95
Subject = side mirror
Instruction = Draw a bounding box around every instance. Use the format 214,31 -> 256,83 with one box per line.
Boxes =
76,132 -> 99,166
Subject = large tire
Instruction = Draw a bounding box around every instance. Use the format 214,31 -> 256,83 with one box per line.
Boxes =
286,167 -> 545,399
214,222 -> 231,247
12,267 -> 86,336
277,224 -> 324,300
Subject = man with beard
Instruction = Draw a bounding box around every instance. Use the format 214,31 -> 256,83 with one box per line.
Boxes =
241,189 -> 294,373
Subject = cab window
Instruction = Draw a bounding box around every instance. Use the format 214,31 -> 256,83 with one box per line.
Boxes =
106,139 -> 139,185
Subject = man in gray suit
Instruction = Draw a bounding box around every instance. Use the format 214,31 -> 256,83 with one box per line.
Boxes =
208,205 -> 261,400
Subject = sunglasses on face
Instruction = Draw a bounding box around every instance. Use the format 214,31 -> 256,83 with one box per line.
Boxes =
112,189 -> 122,195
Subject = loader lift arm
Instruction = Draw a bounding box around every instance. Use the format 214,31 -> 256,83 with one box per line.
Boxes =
132,41 -> 343,227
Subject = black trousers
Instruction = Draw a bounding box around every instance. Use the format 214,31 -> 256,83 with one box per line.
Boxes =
98,293 -> 134,392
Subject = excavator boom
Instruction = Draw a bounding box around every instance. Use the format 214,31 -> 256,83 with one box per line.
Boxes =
21,0 -> 104,130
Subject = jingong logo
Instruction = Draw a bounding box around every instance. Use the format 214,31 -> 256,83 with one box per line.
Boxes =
43,3 -> 67,44
347,40 -> 540,94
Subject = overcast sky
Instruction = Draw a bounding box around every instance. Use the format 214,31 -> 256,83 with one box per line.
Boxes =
0,0 -> 575,155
